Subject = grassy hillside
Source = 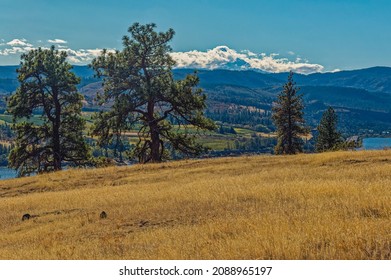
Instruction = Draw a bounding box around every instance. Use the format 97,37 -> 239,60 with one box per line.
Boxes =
0,150 -> 390,259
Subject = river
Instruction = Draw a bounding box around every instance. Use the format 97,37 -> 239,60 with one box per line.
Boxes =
362,137 -> 391,150
0,167 -> 17,180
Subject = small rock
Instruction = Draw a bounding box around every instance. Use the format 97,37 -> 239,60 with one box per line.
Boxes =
22,214 -> 31,221
100,211 -> 107,219
139,220 -> 149,227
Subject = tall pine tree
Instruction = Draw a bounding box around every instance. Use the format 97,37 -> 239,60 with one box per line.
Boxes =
7,46 -> 90,176
91,23 -> 216,163
272,72 -> 307,155
316,106 -> 342,152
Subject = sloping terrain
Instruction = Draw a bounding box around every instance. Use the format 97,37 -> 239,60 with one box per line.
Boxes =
0,150 -> 390,259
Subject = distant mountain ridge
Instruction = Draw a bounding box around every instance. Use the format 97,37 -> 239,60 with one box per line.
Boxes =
1,65 -> 390,135
2,65 -> 391,93
294,66 -> 391,93
173,67 -> 391,134
174,66 -> 391,94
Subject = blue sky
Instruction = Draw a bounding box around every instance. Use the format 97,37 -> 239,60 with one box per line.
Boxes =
1,0 -> 391,72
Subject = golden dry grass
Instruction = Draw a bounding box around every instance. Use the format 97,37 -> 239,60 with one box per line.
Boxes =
0,150 -> 390,260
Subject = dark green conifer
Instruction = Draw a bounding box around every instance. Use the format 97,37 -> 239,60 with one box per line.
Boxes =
7,46 -> 90,176
316,107 -> 342,152
272,72 -> 308,155
91,23 -> 216,163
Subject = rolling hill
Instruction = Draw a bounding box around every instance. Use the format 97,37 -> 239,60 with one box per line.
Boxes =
3,65 -> 391,95
1,150 -> 390,259
1,66 -> 391,134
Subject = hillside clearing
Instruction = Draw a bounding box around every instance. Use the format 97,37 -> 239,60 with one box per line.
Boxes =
0,150 -> 390,259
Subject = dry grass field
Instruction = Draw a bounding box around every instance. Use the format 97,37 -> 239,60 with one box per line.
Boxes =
0,150 -> 390,260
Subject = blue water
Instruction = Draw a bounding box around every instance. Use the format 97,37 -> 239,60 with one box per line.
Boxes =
0,167 -> 17,180
362,138 -> 391,150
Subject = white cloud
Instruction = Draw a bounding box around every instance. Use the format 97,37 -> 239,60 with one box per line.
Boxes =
0,38 -> 111,64
330,68 -> 341,73
0,46 -> 34,56
58,47 -> 113,64
170,46 -> 324,74
0,40 -> 323,73
6,39 -> 33,47
288,51 -> 295,55
48,39 -> 67,44
0,39 -> 36,55
242,50 -> 257,57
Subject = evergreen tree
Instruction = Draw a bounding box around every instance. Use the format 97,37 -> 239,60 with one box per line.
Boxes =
7,46 -> 90,176
91,23 -> 216,163
316,106 -> 342,152
272,72 -> 307,154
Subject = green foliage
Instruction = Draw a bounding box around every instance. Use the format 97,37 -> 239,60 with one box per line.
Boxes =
233,135 -> 275,152
0,142 -> 12,166
316,107 -> 342,152
218,125 -> 237,134
272,72 -> 308,155
91,23 -> 216,163
7,46 -> 90,176
334,140 -> 362,151
206,107 -> 273,131
90,110 -> 132,162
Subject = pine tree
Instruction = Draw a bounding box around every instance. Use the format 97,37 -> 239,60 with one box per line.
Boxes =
272,72 -> 308,155
7,46 -> 90,176
316,106 -> 342,152
91,23 -> 216,163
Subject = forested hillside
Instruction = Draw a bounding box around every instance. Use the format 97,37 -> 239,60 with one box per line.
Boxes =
1,66 -> 390,139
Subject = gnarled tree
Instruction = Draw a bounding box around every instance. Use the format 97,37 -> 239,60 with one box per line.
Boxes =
91,23 -> 215,163
7,46 -> 90,176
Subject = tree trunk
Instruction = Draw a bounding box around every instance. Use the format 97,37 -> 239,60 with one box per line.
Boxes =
146,97 -> 161,163
150,122 -> 161,163
52,91 -> 62,171
287,93 -> 294,154
52,123 -> 62,171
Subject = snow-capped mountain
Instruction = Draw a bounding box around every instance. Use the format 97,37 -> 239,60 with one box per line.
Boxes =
170,46 -> 324,74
